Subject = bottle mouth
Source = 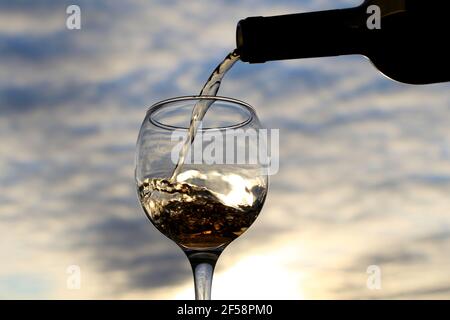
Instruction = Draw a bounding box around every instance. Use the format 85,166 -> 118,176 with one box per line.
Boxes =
146,96 -> 256,131
236,22 -> 244,49
235,16 -> 265,63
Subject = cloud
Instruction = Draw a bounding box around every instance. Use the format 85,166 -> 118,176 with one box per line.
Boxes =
69,216 -> 190,290
1,0 -> 450,299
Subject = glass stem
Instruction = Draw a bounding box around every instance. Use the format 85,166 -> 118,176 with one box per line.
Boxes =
185,250 -> 221,300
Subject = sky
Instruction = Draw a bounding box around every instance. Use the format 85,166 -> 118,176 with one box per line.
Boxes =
1,0 -> 450,299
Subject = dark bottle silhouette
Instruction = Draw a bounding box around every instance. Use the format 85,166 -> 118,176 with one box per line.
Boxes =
236,0 -> 450,85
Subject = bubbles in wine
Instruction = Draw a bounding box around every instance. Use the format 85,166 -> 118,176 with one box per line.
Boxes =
139,171 -> 265,250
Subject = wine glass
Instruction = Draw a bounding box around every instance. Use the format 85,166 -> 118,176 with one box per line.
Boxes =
135,96 -> 268,300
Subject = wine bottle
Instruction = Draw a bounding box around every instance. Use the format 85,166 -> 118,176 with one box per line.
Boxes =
236,0 -> 450,85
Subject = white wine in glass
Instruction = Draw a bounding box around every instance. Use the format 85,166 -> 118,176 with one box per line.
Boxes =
135,96 -> 268,299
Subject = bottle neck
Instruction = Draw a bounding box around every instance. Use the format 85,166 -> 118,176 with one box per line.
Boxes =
237,7 -> 369,63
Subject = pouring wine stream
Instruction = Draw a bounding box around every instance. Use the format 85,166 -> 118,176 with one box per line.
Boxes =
170,50 -> 240,181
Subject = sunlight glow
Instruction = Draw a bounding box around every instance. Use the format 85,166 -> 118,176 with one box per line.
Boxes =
216,174 -> 255,207
174,249 -> 305,300
176,170 -> 256,207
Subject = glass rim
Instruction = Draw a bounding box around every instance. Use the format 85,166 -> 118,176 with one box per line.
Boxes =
146,95 -> 256,131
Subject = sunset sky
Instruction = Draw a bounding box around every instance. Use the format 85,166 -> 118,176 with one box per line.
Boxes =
1,0 -> 450,299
